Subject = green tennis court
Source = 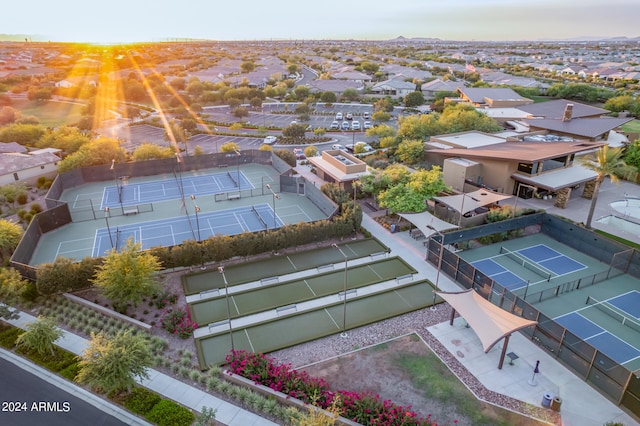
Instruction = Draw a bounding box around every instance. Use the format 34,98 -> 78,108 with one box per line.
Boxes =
182,238 -> 388,295
189,257 -> 415,325
195,280 -> 434,367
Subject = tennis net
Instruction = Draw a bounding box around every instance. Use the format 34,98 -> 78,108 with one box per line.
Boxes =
586,296 -> 640,334
227,170 -> 238,186
251,205 -> 268,229
500,246 -> 553,282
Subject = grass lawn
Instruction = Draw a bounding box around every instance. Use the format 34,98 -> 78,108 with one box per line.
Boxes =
622,120 -> 640,133
11,99 -> 86,127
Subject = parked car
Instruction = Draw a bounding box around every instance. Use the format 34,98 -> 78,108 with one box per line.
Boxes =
363,121 -> 372,129
346,142 -> 374,153
363,111 -> 370,119
293,147 -> 306,160
351,121 -> 361,130
345,112 -> 353,120
335,112 -> 343,120
330,120 -> 340,130
341,121 -> 350,130
263,136 -> 278,145
332,144 -> 346,151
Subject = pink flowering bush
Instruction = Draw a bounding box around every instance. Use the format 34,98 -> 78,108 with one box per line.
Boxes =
161,307 -> 198,338
226,350 -> 436,426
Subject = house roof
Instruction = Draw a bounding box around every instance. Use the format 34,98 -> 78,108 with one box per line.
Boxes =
0,142 -> 28,153
433,189 -> 512,215
430,140 -> 605,162
516,99 -> 608,119
523,117 -> 633,139
421,79 -> 465,93
372,78 -> 416,91
458,87 -> 532,104
512,164 -> 598,191
0,152 -> 60,175
436,289 -> 538,353
429,131 -> 507,149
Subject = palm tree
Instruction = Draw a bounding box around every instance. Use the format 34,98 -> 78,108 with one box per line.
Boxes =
580,146 -> 634,228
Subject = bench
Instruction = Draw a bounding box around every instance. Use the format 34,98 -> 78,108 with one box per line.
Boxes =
228,193 -> 240,201
123,207 -> 138,216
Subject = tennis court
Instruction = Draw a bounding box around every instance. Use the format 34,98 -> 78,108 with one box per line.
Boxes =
189,257 -> 414,325
195,281 -> 434,367
471,243 -> 587,291
182,238 -> 389,295
91,203 -> 280,256
100,170 -> 252,209
554,290 -> 640,366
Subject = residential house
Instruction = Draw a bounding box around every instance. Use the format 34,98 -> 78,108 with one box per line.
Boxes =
454,87 -> 534,108
421,79 -> 465,99
370,78 -> 416,98
0,148 -> 61,186
307,150 -> 368,193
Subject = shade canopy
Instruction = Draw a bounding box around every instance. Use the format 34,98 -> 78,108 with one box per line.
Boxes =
398,211 -> 458,235
433,189 -> 512,215
436,289 -> 537,353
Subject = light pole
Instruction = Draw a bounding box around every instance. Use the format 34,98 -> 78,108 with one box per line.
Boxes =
110,159 -> 123,212
190,195 -> 205,270
426,224 -> 444,311
332,243 -> 349,338
218,266 -> 235,352
104,207 -> 114,249
233,148 -> 241,188
265,184 -> 281,229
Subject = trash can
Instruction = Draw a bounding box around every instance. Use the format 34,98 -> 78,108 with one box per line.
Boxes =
551,396 -> 562,412
541,393 -> 553,408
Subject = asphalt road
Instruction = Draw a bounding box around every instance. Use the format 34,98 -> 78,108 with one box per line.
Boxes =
0,358 -> 128,426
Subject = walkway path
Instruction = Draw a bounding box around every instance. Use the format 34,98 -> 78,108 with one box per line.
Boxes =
4,310 -> 278,426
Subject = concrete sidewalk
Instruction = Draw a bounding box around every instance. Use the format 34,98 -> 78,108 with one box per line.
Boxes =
5,311 -> 278,426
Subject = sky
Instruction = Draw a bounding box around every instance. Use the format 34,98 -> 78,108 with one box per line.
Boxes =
4,0 -> 639,44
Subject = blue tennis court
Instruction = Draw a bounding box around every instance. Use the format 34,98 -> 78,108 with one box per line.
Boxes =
92,203 -> 281,256
608,291 -> 640,319
101,171 -> 253,209
555,311 -> 640,365
516,244 -> 586,276
471,258 -> 528,291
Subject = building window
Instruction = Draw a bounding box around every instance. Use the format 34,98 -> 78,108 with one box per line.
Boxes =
517,163 -> 533,174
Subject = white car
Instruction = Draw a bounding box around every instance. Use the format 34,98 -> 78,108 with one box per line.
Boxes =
332,144 -> 346,151
363,121 -> 372,129
341,121 -> 350,130
345,112 -> 353,120
351,121 -> 361,130
363,111 -> 370,119
330,120 -> 340,130
335,112 -> 343,120
263,136 -> 277,145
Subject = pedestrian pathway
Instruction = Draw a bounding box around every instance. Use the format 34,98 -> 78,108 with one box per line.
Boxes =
4,310 -> 278,426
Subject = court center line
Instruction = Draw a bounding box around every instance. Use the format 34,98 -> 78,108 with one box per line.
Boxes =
394,290 -> 413,308
367,264 -> 384,280
324,308 -> 341,330
304,280 -> 316,297
244,329 -> 256,353
287,256 -> 297,270
231,296 -> 241,316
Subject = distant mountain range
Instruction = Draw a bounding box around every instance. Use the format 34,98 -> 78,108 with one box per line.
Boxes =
1,33 -> 639,43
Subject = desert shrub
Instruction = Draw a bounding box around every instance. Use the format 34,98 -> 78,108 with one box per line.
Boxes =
145,399 -> 195,426
124,387 -> 161,415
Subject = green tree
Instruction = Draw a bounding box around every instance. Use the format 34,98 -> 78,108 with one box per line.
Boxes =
404,91 -> 425,107
365,124 -> 396,141
0,123 -> 46,145
275,149 -> 296,167
132,143 -> 175,161
395,139 -> 425,164
0,266 -> 30,306
0,106 -> 19,125
604,95 -> 634,113
0,183 -> 27,208
294,86 -> 309,100
377,167 -> 445,213
398,113 -> 441,140
163,120 -> 187,152
282,123 -> 306,140
232,106 -> 249,118
76,329 -> 152,394
92,239 -> 162,314
16,316 -> 62,357
0,219 -> 23,260
623,139 -> 640,171
371,111 -> 391,123
374,98 -> 394,113
36,126 -> 91,153
220,142 -> 240,153
580,146 -> 635,228
341,88 -> 359,102
304,145 -> 318,158
241,61 -> 256,73
58,138 -> 125,172
320,92 -> 337,104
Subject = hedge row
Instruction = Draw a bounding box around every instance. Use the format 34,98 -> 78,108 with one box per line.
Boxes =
36,208 -> 361,295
